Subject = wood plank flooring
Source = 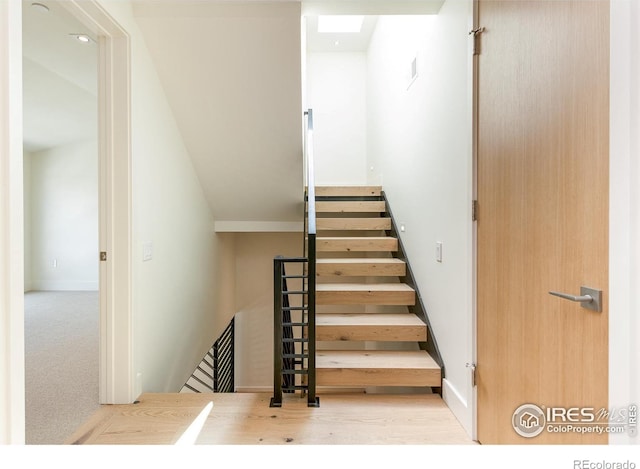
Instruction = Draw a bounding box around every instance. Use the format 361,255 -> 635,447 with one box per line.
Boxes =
65,392 -> 474,445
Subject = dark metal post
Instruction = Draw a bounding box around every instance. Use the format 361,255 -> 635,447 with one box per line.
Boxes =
307,235 -> 319,407
213,340 -> 219,392
229,318 -> 235,392
270,257 -> 284,407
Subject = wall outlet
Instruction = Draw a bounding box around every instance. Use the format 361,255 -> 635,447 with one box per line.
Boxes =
436,242 -> 443,263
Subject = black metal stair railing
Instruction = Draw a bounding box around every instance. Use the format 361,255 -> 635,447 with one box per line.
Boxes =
271,109 -> 318,408
181,317 -> 235,393
270,255 -> 317,407
213,317 -> 235,393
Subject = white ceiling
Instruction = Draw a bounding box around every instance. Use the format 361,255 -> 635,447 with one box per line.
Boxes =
22,0 -> 98,153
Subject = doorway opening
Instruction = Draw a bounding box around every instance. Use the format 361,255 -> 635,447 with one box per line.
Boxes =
22,0 -> 100,444
20,0 -> 133,442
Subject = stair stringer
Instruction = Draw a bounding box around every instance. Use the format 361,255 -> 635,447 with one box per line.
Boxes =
381,191 -> 445,396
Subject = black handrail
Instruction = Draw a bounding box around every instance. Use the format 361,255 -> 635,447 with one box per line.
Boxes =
271,109 -> 318,408
305,109 -> 317,407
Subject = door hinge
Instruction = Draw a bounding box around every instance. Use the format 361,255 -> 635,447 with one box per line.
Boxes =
469,27 -> 485,55
466,363 -> 477,387
100,251 -> 107,262
472,200 -> 478,221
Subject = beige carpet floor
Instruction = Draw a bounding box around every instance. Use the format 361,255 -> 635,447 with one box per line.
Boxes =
24,290 -> 100,445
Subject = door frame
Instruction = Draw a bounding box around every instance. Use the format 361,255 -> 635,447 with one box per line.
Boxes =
471,0 -> 640,444
0,0 -> 26,444
470,0 -> 479,443
0,0 -> 133,443
62,0 -> 133,406
608,0 -> 640,445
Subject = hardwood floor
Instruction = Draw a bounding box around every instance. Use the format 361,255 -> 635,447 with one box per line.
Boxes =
65,392 -> 475,445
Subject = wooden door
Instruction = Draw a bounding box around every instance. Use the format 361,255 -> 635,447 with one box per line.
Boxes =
476,0 -> 609,444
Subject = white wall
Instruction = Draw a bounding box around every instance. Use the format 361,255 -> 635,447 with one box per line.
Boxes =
367,1 -> 473,434
131,2 -> 304,224
94,0 -> 232,396
307,52 -> 368,185
26,140 -> 98,291
234,232 -> 303,391
23,150 -> 32,292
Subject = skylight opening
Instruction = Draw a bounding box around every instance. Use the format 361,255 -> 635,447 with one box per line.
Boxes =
317,15 -> 364,33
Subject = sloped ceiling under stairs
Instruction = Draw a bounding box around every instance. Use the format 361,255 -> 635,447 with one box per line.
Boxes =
132,1 -> 305,226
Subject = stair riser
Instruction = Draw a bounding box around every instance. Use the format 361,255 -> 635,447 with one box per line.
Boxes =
317,291 -> 415,306
317,369 -> 441,387
316,263 -> 406,277
317,218 -> 391,231
317,239 -> 398,252
317,326 -> 427,342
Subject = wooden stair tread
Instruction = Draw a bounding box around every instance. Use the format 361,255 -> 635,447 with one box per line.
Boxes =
316,350 -> 441,387
317,258 -> 406,277
317,283 -> 415,306
317,217 -> 391,231
317,237 -> 398,252
315,201 -> 386,213
317,350 -> 438,370
317,313 -> 425,327
317,283 -> 414,292
315,186 -> 382,197
317,258 -> 404,265
317,313 -> 426,341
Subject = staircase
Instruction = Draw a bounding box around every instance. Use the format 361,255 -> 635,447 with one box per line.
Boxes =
312,185 -> 442,393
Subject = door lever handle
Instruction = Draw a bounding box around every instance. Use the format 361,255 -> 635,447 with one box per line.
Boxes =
549,291 -> 593,303
548,286 -> 602,312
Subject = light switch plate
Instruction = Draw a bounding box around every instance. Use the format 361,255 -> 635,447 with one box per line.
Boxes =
143,242 -> 153,262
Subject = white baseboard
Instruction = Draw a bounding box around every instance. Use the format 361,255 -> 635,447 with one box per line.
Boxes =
30,280 -> 99,291
442,378 -> 473,439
